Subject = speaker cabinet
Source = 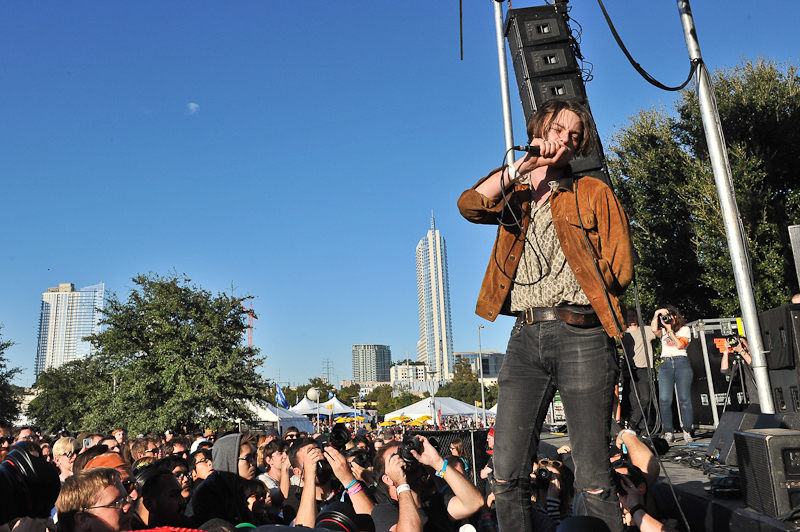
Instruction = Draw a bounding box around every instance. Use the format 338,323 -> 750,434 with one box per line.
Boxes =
735,428 -> 800,518
707,411 -> 759,465
506,6 -> 570,48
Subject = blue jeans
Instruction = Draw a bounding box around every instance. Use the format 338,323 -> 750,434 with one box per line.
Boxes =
658,356 -> 694,432
493,319 -> 623,532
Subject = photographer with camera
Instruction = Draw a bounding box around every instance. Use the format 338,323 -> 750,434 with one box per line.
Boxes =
651,306 -> 693,443
721,336 -> 759,408
371,435 -> 483,532
282,435 -> 375,527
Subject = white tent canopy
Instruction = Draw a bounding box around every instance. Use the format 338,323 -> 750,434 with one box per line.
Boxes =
290,397 -> 321,415
321,397 -> 357,415
383,396 -> 477,421
488,403 -> 498,414
248,403 -> 314,434
291,396 -> 358,416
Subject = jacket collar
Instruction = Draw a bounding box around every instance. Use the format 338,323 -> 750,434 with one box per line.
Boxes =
551,165 -> 575,192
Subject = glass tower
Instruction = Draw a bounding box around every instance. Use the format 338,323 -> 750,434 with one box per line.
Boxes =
35,282 -> 105,379
352,344 -> 392,383
416,216 -> 454,380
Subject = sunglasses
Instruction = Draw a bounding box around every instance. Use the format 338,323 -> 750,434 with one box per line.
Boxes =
122,479 -> 138,494
538,459 -> 562,468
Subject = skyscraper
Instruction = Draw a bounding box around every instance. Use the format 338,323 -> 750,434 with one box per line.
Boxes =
416,216 -> 455,380
35,282 -> 105,379
352,344 -> 392,383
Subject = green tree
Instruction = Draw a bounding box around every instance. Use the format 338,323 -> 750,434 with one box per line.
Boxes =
436,380 -> 488,406
0,327 -> 22,425
31,272 -> 272,434
366,385 -> 395,415
28,358 -> 110,433
337,383 -> 361,406
452,358 -> 477,382
609,58 -> 800,318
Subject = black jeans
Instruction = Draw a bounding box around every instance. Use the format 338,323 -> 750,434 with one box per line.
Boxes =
493,319 -> 623,532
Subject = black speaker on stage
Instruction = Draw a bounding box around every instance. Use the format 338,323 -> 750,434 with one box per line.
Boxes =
707,411 -> 759,465
734,428 -> 800,519
505,6 -> 610,187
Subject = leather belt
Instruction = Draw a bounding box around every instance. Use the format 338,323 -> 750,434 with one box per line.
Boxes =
516,306 -> 601,328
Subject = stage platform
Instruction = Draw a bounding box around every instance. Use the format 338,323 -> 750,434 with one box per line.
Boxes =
537,429 -> 800,532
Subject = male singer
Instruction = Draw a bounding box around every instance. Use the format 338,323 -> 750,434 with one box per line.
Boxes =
457,99 -> 633,532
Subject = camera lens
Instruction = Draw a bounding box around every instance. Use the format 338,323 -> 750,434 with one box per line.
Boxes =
398,436 -> 421,464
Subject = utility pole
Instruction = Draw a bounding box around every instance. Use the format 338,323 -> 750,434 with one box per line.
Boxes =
676,0 -> 773,413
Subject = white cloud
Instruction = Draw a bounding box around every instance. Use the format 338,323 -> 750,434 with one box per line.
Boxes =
187,103 -> 199,114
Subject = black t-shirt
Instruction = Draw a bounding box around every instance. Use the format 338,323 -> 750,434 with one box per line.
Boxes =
371,488 -> 456,532
280,483 -> 342,525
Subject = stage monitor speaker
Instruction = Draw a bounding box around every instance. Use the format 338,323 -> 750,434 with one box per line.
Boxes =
707,410 -> 759,465
754,413 -> 800,430
734,428 -> 800,519
758,303 -> 800,370
506,6 -> 571,48
770,369 -> 800,413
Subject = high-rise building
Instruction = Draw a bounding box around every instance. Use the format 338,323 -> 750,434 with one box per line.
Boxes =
35,282 -> 105,379
352,344 -> 392,383
416,216 -> 455,380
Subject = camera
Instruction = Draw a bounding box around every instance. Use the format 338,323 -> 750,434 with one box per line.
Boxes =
350,449 -> 372,469
532,465 -> 553,490
660,314 -> 674,325
726,335 -> 740,348
0,443 -> 61,524
328,423 -> 351,451
398,435 -> 422,464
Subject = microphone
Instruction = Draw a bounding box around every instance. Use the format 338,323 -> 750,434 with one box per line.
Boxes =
511,145 -> 540,155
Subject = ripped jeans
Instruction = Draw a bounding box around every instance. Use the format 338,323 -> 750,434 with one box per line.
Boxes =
493,319 -> 623,532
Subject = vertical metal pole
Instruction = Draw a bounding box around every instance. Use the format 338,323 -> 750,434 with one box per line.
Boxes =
676,0 -> 774,413
697,322 -> 720,427
493,1 -> 516,163
478,326 -> 487,427
789,225 -> 800,290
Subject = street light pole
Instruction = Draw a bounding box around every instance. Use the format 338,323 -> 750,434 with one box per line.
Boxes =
478,325 -> 487,427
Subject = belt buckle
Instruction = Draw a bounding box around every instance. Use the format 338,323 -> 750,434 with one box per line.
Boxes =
524,307 -> 535,325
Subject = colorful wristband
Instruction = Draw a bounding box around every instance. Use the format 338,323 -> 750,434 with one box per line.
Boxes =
436,459 -> 448,478
347,483 -> 363,496
344,479 -> 358,491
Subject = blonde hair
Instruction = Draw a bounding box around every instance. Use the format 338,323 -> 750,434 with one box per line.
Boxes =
56,467 -> 121,532
53,436 -> 80,458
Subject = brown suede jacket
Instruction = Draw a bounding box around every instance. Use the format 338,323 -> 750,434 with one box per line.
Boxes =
457,166 -> 634,338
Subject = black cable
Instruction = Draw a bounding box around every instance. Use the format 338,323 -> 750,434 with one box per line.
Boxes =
596,0 -> 699,92
573,178 -> 692,532
491,151 -> 550,288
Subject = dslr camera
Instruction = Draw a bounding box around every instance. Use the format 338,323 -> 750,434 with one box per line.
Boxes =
398,435 -> 422,464
532,465 -> 554,490
660,313 -> 674,325
328,423 -> 351,451
0,443 -> 61,524
726,335 -> 740,348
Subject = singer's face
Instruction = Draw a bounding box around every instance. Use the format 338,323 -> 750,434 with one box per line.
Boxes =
546,110 -> 583,161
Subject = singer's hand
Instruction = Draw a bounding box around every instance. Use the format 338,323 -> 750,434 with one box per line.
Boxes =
518,138 -> 569,174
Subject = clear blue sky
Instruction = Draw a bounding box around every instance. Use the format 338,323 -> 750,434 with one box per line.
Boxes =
1,1 -> 796,389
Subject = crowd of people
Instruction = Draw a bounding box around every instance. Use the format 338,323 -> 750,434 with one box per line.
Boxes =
1,420 -> 684,532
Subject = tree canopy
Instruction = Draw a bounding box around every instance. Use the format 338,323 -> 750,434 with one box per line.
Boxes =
0,327 -> 22,425
28,272 -> 271,434
609,58 -> 800,318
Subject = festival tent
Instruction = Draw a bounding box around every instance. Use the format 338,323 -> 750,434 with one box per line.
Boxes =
320,397 -> 358,415
290,397 -> 325,416
488,403 -> 498,414
246,403 -> 314,434
383,396 -> 477,421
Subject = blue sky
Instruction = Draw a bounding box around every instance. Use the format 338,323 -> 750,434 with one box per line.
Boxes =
1,1 -> 797,389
